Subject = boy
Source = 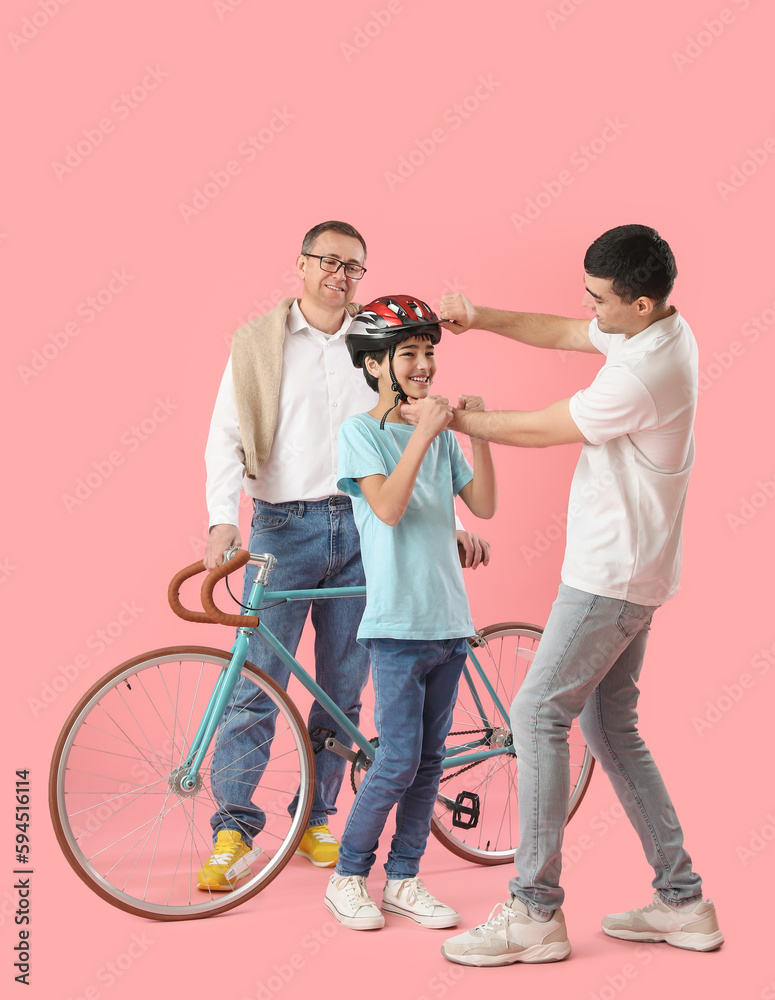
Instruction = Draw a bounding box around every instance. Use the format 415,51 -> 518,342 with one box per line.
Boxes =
323,295 -> 497,931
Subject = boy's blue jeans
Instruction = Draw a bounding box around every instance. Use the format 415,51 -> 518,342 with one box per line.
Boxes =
209,497 -> 370,843
509,584 -> 703,916
336,637 -> 467,880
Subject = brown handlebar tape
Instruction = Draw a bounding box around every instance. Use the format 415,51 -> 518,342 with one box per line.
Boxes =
168,559 -> 218,624
200,548 -> 259,628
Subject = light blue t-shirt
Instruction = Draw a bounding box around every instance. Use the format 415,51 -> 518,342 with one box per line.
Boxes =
337,412 -> 475,642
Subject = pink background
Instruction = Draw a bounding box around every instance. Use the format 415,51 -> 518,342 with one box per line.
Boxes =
4,0 -> 773,996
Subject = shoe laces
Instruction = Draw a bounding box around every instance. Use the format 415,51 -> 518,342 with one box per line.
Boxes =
309,827 -> 338,844
477,900 -> 517,935
391,877 -> 436,908
208,847 -> 241,867
335,875 -> 370,904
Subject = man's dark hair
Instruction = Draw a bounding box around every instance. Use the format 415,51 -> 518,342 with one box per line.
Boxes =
360,330 -> 436,392
584,224 -> 677,306
301,220 -> 367,258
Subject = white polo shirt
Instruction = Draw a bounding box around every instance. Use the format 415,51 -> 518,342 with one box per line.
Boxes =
563,308 -> 697,606
206,301 -> 377,526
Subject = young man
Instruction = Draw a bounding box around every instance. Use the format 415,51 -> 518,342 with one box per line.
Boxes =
198,224 -> 490,888
323,296 -> 496,930
428,225 -> 723,964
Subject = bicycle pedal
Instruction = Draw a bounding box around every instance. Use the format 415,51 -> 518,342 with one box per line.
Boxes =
225,847 -> 263,878
309,726 -> 337,755
452,791 -> 480,830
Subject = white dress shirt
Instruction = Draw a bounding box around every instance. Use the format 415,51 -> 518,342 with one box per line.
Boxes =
206,301 -> 377,527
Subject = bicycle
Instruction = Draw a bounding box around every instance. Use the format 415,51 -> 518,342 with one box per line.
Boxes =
49,549 -> 594,920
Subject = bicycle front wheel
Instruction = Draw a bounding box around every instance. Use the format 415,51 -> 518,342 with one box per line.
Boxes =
431,622 -> 594,865
49,646 -> 314,919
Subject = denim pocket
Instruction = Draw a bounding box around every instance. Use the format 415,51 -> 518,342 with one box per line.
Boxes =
251,503 -> 292,532
616,603 -> 655,638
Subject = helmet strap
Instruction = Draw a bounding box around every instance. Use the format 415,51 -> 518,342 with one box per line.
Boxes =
379,343 -> 408,430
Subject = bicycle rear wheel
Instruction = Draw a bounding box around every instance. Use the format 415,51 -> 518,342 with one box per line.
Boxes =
431,622 -> 594,865
49,646 -> 314,919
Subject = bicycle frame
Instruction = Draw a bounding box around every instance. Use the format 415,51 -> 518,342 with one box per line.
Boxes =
179,556 -> 515,790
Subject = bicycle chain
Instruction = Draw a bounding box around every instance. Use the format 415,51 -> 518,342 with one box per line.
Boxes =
439,728 -> 490,785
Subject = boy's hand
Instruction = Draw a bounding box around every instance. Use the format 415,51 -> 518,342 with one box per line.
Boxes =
440,293 -> 477,333
457,394 -> 485,412
414,394 -> 453,440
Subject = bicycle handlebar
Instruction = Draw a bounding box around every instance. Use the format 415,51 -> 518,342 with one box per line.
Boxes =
169,540 -> 468,629
168,549 -> 259,628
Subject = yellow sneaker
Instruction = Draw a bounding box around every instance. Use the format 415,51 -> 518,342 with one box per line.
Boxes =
197,830 -> 251,891
295,824 -> 339,867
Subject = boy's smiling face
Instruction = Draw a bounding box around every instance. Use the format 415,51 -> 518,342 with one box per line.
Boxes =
367,334 -> 438,400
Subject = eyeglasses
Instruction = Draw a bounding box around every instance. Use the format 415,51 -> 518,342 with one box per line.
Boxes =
303,254 -> 367,280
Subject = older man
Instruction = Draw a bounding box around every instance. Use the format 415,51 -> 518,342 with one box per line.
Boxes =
198,220 -> 489,888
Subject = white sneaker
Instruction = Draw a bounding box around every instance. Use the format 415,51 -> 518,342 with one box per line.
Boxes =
602,894 -> 724,951
382,877 -> 460,929
441,897 -> 571,967
324,875 -> 385,931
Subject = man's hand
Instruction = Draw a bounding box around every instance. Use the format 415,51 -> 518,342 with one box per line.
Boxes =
457,394 -> 485,413
457,530 -> 491,569
204,523 -> 242,570
440,292 -> 477,334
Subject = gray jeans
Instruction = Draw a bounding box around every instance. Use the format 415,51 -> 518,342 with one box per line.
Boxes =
509,584 -> 703,915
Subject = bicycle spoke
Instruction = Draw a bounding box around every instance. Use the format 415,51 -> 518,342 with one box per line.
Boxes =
52,649 -> 316,916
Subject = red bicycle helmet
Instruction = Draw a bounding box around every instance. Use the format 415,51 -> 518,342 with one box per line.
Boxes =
346,295 -> 442,428
346,295 -> 441,368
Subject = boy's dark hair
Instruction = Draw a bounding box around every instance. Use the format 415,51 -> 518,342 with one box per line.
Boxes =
301,220 -> 367,257
584,224 -> 677,306
361,330 -> 436,392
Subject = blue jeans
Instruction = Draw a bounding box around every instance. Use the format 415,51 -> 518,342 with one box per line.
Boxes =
336,637 -> 467,880
509,584 -> 703,916
210,497 -> 370,844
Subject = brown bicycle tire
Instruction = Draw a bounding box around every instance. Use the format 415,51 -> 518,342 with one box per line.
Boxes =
49,645 -> 314,920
